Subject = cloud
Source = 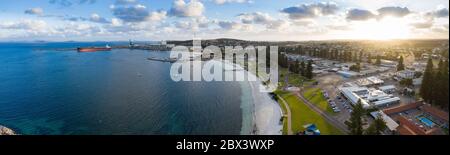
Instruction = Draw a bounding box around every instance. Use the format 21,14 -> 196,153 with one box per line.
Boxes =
90,13 -> 110,24
217,21 -> 243,31
238,12 -> 273,24
377,6 -> 410,18
213,0 -> 253,5
112,4 -> 150,22
0,20 -> 48,31
25,8 -> 44,15
169,0 -> 205,17
171,16 -> 212,32
411,19 -> 434,29
426,7 -> 449,18
148,10 -> 167,22
346,9 -> 375,21
346,6 -> 412,21
48,0 -> 96,7
281,2 -> 339,20
238,12 -> 289,29
431,25 -> 448,33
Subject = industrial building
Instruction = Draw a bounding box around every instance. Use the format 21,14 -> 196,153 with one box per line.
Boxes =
339,86 -> 401,109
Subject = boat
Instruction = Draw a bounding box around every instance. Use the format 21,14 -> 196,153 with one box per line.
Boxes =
77,45 -> 112,52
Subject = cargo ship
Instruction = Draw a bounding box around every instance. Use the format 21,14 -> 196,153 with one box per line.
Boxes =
77,45 -> 112,52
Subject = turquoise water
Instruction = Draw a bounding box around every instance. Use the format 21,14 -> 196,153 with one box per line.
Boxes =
0,42 -> 252,135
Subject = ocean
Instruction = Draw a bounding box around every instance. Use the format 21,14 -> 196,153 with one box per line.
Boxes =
0,42 -> 254,135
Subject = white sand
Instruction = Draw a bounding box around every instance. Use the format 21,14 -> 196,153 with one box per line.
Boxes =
218,60 -> 283,135
247,77 -> 283,135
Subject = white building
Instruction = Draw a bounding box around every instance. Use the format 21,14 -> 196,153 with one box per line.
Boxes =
339,86 -> 401,109
355,76 -> 384,86
370,111 -> 399,132
394,70 -> 415,81
339,86 -> 371,108
367,76 -> 384,85
379,85 -> 396,94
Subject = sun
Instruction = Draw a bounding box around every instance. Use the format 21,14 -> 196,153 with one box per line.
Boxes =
349,17 -> 412,40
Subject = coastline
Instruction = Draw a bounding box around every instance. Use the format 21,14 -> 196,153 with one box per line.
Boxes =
246,77 -> 283,135
0,125 -> 16,135
219,60 -> 283,135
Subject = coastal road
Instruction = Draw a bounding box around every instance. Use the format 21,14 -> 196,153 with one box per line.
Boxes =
276,95 -> 293,135
294,92 -> 349,134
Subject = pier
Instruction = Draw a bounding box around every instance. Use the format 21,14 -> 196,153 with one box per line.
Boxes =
147,57 -> 178,63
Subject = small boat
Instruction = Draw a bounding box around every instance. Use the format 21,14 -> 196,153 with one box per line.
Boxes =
77,45 -> 112,52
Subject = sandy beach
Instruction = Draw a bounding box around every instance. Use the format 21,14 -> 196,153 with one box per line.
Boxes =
0,125 -> 16,135
219,60 -> 283,135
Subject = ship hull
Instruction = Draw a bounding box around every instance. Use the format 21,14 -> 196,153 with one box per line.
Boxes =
77,48 -> 111,52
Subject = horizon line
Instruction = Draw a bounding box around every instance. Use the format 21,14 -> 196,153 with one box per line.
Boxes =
0,37 -> 449,43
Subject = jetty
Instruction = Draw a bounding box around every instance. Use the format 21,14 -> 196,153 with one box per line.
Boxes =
147,57 -> 178,63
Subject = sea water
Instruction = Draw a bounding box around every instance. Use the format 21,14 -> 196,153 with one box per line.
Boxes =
0,42 -> 253,135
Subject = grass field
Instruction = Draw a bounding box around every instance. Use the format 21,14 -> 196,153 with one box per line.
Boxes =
276,90 -> 343,135
303,88 -> 335,114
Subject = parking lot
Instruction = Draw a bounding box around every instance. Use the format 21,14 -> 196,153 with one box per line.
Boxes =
315,74 -> 352,123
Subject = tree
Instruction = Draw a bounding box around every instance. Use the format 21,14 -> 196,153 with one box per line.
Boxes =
365,115 -> 387,135
359,50 -> 363,63
442,60 -> 449,109
420,58 -> 434,104
300,61 -> 306,76
350,62 -> 361,72
293,60 -> 300,74
352,52 -> 358,62
345,99 -> 366,135
375,56 -> 381,66
435,59 -> 449,109
397,56 -> 405,71
279,53 -> 289,68
367,53 -> 372,63
305,60 -> 313,79
399,78 -> 413,87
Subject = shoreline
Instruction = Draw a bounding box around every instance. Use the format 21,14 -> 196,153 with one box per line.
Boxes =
219,60 -> 283,135
0,125 -> 16,135
247,78 -> 283,135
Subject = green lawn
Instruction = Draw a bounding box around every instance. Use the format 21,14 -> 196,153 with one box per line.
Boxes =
303,88 -> 335,114
278,91 -> 343,135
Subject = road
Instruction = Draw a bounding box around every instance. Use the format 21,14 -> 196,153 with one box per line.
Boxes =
276,94 -> 293,135
294,91 -> 349,134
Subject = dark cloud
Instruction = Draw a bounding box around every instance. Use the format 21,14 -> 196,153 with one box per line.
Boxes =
377,6 -> 410,18
346,9 -> 375,21
346,6 -> 412,21
281,2 -> 339,20
112,4 -> 150,23
427,8 -> 449,18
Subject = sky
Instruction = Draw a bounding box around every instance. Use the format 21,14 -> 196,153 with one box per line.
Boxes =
0,0 -> 448,41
